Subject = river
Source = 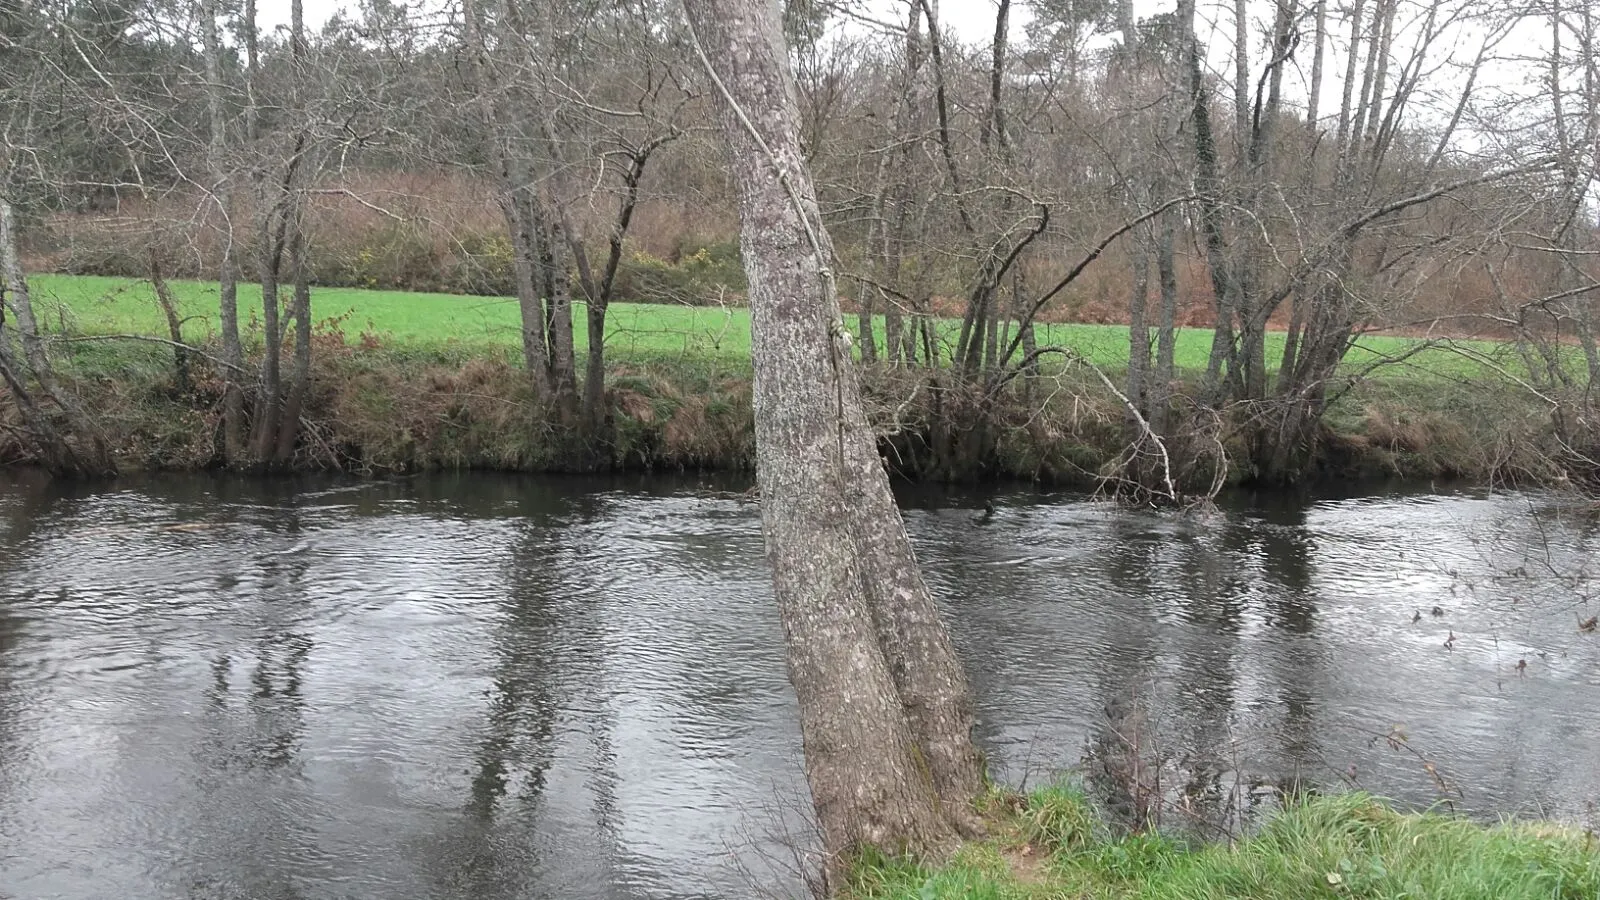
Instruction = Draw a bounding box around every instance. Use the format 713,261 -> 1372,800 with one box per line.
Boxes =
0,472 -> 1595,899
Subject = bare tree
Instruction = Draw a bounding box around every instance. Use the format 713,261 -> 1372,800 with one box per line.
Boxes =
857,1 -> 927,366
0,195 -> 117,477
0,8 -> 121,477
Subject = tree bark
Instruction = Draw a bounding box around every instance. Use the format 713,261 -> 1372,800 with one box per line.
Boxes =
275,222 -> 312,462
148,249 -> 190,394
1127,238 -> 1151,416
536,210 -> 579,413
1334,0 -> 1367,161
506,173 -> 553,396
1150,214 -> 1179,437
1233,0 -> 1250,147
682,0 -> 981,874
200,0 -> 244,461
985,0 -> 1011,152
1307,0 -> 1327,133
244,0 -> 259,144
2,202 -> 67,412
251,195 -> 283,461
1118,0 -> 1137,54
581,272 -> 608,430
1013,266 -> 1037,377
274,0 -> 312,464
1184,0 -> 1237,401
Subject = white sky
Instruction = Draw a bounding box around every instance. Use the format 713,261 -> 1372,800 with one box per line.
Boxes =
265,0 -> 1555,145
264,0 -> 1022,39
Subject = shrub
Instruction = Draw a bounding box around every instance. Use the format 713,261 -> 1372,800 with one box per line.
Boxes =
610,238 -> 745,305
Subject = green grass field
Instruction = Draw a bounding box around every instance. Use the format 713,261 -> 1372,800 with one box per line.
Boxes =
26,273 -> 1509,379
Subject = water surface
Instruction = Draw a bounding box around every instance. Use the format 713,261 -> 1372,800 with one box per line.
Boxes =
0,472 -> 1595,898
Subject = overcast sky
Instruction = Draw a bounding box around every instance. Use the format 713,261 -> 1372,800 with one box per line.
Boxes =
259,0 -> 1553,146
262,0 -> 1031,41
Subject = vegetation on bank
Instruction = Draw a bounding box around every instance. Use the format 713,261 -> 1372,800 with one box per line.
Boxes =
2,273 -> 1575,485
848,787 -> 1600,900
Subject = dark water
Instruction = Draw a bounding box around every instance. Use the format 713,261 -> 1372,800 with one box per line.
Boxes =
0,472 -> 1597,899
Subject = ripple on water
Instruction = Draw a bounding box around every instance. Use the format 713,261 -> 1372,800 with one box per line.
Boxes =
1,477 -> 1598,900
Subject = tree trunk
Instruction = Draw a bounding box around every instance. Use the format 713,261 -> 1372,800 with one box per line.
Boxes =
1334,0 -> 1367,160
582,292 -> 607,429
1279,295 -> 1305,392
218,236 -> 245,461
1362,0 -> 1396,150
683,0 -> 980,874
985,0 -> 1011,151
542,214 -> 579,412
3,204 -> 65,409
1128,239 -> 1151,417
506,177 -> 553,397
1014,266 -> 1037,377
1150,215 -> 1179,437
1307,0 -> 1327,133
1184,0 -> 1237,401
274,223 -> 312,462
200,0 -> 244,461
1255,0 -> 1296,166
1118,0 -> 1137,54
272,0 -> 312,465
876,2 -> 923,367
251,203 -> 283,461
983,284 -> 1002,371
1233,0 -> 1250,148
576,144 -> 656,432
882,211 -> 906,364
148,249 -> 190,394
857,282 -> 878,363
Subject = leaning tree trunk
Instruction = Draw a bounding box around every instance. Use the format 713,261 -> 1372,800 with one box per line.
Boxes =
682,0 -> 982,876
0,310 -> 85,477
148,249 -> 190,394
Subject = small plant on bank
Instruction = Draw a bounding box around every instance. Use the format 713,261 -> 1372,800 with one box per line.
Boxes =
1014,781 -> 1100,855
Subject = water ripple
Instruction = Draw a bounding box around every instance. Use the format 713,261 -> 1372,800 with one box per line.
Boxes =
0,474 -> 1595,900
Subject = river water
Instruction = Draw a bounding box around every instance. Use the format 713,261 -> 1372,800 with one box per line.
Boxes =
0,472 -> 1596,899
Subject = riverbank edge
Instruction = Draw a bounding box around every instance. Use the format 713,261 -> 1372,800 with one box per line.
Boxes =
846,786 -> 1600,899
0,340 -> 1568,488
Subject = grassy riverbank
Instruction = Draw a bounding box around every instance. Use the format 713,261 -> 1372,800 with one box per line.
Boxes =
850,787 -> 1600,899
3,274 -> 1569,483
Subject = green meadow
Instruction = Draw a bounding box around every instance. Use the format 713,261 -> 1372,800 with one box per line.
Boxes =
24,274 -> 1509,380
